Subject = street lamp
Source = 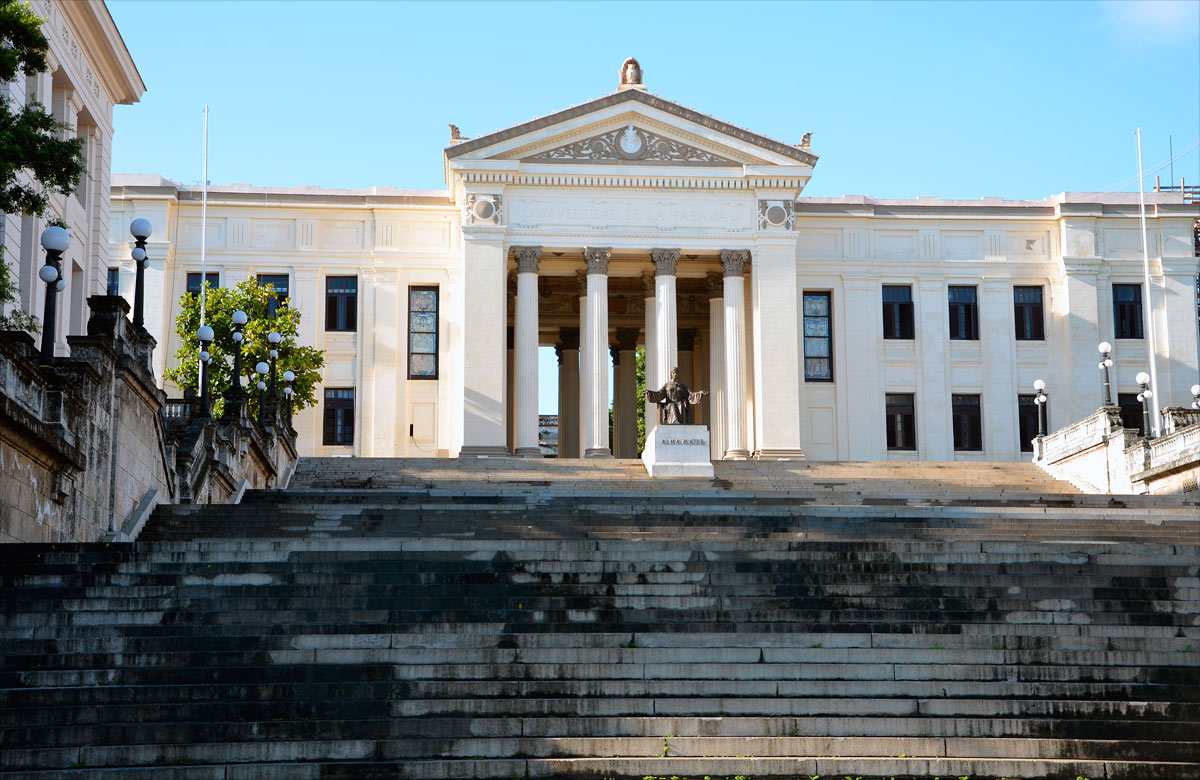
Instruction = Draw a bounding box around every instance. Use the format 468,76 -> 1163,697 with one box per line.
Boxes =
1097,342 -> 1114,406
255,361 -> 270,424
1032,379 -> 1048,438
1136,371 -> 1153,439
197,324 -> 214,417
283,370 -> 295,427
1192,384 -> 1200,411
229,310 -> 248,396
267,330 -> 281,404
129,218 -> 152,329
37,226 -> 70,371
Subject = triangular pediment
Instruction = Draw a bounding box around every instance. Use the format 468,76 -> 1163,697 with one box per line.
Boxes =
444,89 -> 817,171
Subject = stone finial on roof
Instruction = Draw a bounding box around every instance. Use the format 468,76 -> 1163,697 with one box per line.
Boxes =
618,57 -> 646,92
798,132 -> 812,151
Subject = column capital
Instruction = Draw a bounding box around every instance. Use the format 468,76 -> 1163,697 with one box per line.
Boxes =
615,327 -> 640,352
584,247 -> 612,275
641,272 -> 656,298
557,326 -> 580,351
720,249 -> 750,277
512,246 -> 542,274
705,272 -> 724,300
651,248 -> 680,276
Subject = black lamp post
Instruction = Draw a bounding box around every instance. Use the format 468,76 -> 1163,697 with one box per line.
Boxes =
283,370 -> 295,427
230,310 -> 248,396
1033,379 -> 1048,438
1097,342 -> 1114,406
255,361 -> 269,424
37,226 -> 69,372
129,218 -> 152,329
197,324 -> 214,418
267,330 -> 281,407
1136,371 -> 1153,439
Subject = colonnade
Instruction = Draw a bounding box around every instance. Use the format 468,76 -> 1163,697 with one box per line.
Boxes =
508,246 -> 750,459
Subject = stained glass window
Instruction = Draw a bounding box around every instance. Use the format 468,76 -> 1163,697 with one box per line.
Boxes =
409,286 -> 439,379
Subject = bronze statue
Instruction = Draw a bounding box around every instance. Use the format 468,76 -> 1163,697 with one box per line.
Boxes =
646,367 -> 707,425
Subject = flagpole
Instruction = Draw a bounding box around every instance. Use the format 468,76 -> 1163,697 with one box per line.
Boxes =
1136,127 -> 1162,436
199,105 -> 209,328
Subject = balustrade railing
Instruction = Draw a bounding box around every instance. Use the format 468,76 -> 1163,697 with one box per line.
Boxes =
163,398 -> 198,421
1039,407 -> 1122,462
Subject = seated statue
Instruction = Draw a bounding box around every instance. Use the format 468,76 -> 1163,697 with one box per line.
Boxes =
645,367 -> 708,425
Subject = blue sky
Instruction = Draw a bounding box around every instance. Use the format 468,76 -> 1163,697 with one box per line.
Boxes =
106,0 -> 1199,412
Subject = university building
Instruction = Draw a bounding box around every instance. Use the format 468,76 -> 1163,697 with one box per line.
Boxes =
109,61 -> 1200,462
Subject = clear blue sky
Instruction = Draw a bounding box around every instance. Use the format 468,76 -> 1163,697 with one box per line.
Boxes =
106,0 -> 1199,412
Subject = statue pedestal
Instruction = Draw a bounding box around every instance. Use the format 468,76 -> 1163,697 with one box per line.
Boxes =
641,424 -> 714,479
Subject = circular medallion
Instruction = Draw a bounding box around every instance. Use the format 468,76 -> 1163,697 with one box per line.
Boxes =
473,199 -> 496,221
618,125 -> 644,156
765,204 -> 788,226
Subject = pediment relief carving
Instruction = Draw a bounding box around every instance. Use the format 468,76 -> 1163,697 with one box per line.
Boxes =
522,125 -> 740,166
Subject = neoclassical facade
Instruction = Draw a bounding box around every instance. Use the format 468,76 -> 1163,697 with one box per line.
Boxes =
1,0 -> 143,353
110,64 -> 1200,462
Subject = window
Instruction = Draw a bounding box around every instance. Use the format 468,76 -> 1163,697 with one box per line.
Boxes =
885,393 -> 916,451
882,285 -> 914,340
1018,394 -> 1039,452
408,286 -> 439,379
323,388 -> 355,445
1117,392 -> 1145,434
952,394 -> 983,451
257,274 -> 290,317
947,286 -> 979,340
802,292 -> 832,381
325,276 -> 357,332
106,268 -> 120,297
185,272 -> 219,296
1013,286 -> 1045,341
1112,284 -> 1143,339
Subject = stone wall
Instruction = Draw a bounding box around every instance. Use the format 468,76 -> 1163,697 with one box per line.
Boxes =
0,296 -> 172,542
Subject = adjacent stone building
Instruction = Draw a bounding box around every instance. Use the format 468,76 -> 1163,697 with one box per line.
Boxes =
110,63 -> 1200,463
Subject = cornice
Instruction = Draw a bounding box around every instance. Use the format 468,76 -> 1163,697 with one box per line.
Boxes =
52,0 -> 144,106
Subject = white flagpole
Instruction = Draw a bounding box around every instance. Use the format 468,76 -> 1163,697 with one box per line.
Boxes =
199,105 -> 209,328
1136,127 -> 1162,436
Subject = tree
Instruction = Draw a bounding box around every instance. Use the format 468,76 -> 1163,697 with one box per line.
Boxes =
0,0 -> 86,331
164,278 -> 325,418
635,346 -> 646,454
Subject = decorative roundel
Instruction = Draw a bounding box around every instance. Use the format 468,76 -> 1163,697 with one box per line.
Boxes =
765,204 -> 788,226
473,199 -> 496,221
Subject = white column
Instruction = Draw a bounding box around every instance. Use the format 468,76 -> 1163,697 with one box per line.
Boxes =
751,238 -> 806,460
642,272 -> 657,436
577,271 -> 590,458
583,247 -> 612,458
1158,257 -> 1200,408
557,328 -> 580,459
513,247 -> 541,457
460,235 -> 508,456
652,249 -> 679,390
707,272 -> 726,460
721,250 -> 750,459
615,328 -> 639,457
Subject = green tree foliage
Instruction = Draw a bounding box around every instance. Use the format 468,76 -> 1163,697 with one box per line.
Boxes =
635,346 -> 646,454
0,1 -> 86,331
164,278 -> 325,418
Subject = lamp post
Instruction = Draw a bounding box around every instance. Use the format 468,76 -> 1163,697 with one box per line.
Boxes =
1033,379 -> 1048,438
267,331 -> 281,412
255,361 -> 270,424
129,218 -> 152,329
1192,384 -> 1200,411
37,226 -> 69,371
1097,342 -> 1114,406
283,370 -> 295,426
229,310 -> 248,396
197,324 -> 214,418
1136,371 -> 1153,438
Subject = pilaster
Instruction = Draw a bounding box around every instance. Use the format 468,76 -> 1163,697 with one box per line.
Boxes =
750,238 -> 804,460
459,235 -> 509,456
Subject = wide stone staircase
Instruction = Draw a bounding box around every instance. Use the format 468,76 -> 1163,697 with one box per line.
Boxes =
2,458 -> 1198,778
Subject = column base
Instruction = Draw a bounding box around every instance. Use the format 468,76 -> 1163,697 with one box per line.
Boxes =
722,448 -> 751,460
584,448 -> 614,458
754,448 -> 807,461
458,445 -> 513,458
514,447 -> 542,458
